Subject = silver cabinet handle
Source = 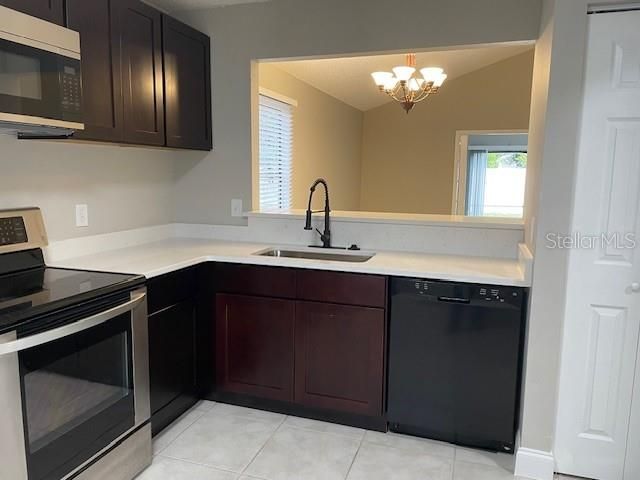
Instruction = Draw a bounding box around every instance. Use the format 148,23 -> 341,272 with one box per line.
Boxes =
632,282 -> 640,293
0,292 -> 146,356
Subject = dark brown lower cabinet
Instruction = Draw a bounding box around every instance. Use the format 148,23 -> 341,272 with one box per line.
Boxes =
212,265 -> 388,425
149,300 -> 197,416
216,294 -> 295,402
294,301 -> 385,416
147,267 -> 199,435
0,0 -> 65,25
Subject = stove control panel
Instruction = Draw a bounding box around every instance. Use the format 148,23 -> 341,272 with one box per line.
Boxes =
0,217 -> 28,246
0,208 -> 48,255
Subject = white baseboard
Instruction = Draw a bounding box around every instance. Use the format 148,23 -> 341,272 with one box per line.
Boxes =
514,448 -> 555,480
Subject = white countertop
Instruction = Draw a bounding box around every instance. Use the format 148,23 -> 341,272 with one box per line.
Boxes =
49,237 -> 531,287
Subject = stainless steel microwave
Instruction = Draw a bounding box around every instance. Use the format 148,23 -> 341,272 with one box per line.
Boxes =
0,6 -> 83,137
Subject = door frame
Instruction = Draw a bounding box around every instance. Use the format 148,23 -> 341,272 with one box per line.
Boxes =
553,9 -> 640,480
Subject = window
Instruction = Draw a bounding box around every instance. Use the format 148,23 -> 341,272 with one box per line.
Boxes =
259,94 -> 293,210
454,133 -> 528,218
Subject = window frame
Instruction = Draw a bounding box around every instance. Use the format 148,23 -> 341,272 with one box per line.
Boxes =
452,130 -> 529,217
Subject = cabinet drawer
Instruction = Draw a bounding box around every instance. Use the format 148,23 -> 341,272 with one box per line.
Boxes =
296,270 -> 386,308
216,263 -> 296,299
147,267 -> 197,314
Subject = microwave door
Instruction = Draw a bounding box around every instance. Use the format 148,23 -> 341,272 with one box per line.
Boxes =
0,37 -> 83,133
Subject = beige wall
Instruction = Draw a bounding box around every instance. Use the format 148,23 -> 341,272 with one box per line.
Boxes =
360,51 -> 534,214
258,64 -> 363,211
176,0 -> 542,225
0,135 -> 194,241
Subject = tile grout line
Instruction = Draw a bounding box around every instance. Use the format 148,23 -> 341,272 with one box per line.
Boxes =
451,446 -> 457,480
343,431 -> 366,479
155,452 -> 241,476
238,414 -> 289,476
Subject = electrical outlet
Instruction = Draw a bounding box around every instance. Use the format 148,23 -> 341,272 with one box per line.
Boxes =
231,199 -> 243,217
75,204 -> 89,227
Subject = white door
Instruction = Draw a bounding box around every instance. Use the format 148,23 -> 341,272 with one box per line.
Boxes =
554,10 -> 640,480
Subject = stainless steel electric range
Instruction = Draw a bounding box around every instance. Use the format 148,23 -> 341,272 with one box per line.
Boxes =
0,208 -> 151,480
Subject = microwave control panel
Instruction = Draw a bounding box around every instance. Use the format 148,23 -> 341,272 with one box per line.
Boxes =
60,64 -> 82,115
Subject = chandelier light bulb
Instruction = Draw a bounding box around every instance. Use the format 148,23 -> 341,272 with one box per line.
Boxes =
420,67 -> 444,84
408,78 -> 421,92
371,71 -> 393,87
392,66 -> 415,82
384,77 -> 399,91
434,73 -> 448,87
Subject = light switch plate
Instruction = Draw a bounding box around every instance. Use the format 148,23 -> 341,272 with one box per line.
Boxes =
75,204 -> 89,227
231,199 -> 243,217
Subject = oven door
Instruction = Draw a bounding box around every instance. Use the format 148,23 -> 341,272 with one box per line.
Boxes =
0,37 -> 83,129
0,288 -> 149,480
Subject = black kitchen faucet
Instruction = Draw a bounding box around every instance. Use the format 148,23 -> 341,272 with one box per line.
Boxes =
304,178 -> 331,248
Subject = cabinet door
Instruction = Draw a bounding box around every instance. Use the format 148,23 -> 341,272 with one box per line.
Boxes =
116,0 -> 165,146
149,299 -> 197,416
66,0 -> 123,142
162,16 -> 212,151
0,0 -> 64,25
216,294 -> 294,402
295,301 -> 385,416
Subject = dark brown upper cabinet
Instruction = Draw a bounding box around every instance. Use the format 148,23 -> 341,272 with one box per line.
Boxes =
66,0 -> 123,142
6,0 -> 211,150
117,0 -> 165,146
0,0 -> 65,25
162,16 -> 212,151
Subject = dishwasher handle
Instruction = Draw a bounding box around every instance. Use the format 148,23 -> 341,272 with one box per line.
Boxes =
437,296 -> 470,304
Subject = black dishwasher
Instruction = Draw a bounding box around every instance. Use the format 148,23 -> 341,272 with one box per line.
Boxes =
387,278 -> 526,453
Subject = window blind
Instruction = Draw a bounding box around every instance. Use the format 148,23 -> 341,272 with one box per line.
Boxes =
259,94 -> 293,210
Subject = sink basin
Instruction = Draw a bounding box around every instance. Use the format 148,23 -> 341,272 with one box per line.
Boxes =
255,248 -> 374,263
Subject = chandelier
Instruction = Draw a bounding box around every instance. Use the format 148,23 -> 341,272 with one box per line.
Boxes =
371,54 -> 447,113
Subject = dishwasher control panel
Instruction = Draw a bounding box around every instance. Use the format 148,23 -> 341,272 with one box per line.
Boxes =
397,278 -> 524,307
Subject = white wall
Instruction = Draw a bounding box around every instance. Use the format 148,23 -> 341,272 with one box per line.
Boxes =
0,135 -> 198,241
174,0 -> 542,225
517,0 -> 590,458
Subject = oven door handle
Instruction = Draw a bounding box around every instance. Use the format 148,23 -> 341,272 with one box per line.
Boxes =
0,292 -> 146,356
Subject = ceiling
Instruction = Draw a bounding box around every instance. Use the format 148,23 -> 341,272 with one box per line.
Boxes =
269,44 -> 534,112
147,0 -> 269,12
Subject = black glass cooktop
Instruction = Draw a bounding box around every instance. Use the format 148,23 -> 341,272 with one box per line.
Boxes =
0,256 -> 144,334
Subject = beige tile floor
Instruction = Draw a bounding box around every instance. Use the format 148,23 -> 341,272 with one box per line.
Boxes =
138,401 -> 586,480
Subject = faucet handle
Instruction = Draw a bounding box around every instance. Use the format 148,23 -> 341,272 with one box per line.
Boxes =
304,210 -> 313,230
